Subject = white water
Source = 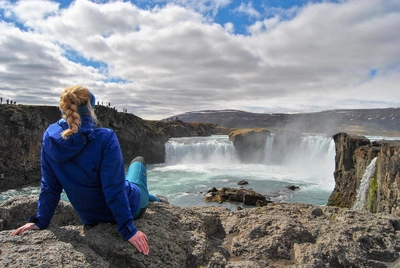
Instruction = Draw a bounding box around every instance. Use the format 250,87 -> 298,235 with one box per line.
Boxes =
147,134 -> 336,209
352,157 -> 378,211
0,134 -> 337,208
2,134 -> 398,209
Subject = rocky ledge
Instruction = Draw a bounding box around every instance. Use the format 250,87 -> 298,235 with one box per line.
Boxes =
1,196 -> 400,267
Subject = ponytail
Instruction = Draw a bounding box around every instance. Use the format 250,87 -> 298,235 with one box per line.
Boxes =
59,86 -> 96,139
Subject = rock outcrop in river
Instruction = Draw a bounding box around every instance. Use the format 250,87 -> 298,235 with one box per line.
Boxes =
1,195 -> 400,267
229,128 -> 271,163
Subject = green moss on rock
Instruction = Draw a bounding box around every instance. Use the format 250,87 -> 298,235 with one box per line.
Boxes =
367,176 -> 378,213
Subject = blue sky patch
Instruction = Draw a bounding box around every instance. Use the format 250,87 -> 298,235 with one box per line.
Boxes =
62,46 -> 105,69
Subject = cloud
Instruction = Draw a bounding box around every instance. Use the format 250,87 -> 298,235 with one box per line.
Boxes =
233,1 -> 260,19
0,0 -> 399,119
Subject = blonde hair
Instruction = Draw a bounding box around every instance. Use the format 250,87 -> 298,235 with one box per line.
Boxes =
59,85 -> 96,139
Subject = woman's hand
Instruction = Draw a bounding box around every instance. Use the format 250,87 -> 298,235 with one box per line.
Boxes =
10,223 -> 40,236
128,231 -> 149,255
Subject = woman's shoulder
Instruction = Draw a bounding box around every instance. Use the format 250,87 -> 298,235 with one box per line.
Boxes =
44,119 -> 67,135
94,127 -> 118,140
94,127 -> 115,134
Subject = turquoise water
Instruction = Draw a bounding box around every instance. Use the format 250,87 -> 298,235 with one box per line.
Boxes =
7,134 -> 395,209
146,134 -> 336,208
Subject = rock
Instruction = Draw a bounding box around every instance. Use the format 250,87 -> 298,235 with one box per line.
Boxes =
205,187 -> 267,206
229,128 -> 271,163
2,196 -> 400,267
310,207 -> 323,218
286,185 -> 300,191
237,180 -> 249,185
328,133 -> 400,216
207,187 -> 218,193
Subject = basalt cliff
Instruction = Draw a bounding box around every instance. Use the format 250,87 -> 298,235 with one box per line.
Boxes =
0,104 -> 229,191
327,132 -> 400,216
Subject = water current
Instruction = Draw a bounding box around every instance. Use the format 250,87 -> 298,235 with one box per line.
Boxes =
2,134 -> 398,210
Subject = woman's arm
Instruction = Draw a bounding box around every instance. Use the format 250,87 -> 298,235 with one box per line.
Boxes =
10,148 -> 63,235
10,223 -> 40,236
100,130 -> 149,254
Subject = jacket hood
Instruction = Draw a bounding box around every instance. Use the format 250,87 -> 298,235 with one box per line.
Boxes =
43,116 -> 96,163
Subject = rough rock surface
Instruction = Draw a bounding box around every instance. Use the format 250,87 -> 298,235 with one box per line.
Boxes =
0,105 -> 229,191
229,128 -> 271,163
1,196 -> 400,268
205,187 -> 269,206
328,133 -> 400,216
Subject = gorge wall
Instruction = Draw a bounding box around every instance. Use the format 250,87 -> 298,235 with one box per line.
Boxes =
0,104 -> 229,191
328,133 -> 400,216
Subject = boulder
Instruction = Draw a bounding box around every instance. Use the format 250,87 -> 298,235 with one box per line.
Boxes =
229,128 -> 271,163
1,195 -> 400,267
286,185 -> 300,191
205,187 -> 269,206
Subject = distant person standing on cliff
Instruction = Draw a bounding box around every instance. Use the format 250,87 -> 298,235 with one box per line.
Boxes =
10,85 -> 167,255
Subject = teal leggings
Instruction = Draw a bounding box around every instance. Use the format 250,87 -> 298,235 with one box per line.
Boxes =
126,157 -> 159,218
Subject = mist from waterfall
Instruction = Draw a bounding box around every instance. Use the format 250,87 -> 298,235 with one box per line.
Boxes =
147,134 -> 336,208
352,157 -> 378,211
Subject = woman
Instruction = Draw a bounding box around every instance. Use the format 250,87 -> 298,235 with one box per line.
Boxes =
11,85 -> 162,255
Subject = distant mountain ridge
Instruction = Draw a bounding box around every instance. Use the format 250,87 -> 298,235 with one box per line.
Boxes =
167,107 -> 400,136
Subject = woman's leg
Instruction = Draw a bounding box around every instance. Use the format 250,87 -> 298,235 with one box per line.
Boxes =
126,156 -> 149,210
149,194 -> 160,202
126,157 -> 166,210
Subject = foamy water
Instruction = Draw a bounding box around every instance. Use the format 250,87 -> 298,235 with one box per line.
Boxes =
4,134 -> 396,209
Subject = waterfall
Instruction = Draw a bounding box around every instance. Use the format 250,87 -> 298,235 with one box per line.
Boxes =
352,157 -> 378,211
265,134 -> 336,177
165,135 -> 239,164
264,135 -> 274,162
165,134 -> 335,170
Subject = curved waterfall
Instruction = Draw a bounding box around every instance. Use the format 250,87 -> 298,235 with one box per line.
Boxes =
165,136 -> 239,164
2,134 -> 337,207
165,134 -> 335,172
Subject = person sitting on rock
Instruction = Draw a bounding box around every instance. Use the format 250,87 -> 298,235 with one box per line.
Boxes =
10,85 -> 167,255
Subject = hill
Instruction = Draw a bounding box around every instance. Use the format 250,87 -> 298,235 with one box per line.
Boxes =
167,108 -> 400,136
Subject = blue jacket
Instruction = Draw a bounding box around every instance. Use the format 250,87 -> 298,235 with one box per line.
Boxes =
33,116 -> 140,240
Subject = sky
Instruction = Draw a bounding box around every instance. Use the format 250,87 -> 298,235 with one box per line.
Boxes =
0,0 -> 399,120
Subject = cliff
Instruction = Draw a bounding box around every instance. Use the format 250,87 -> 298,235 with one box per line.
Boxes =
0,104 -> 230,191
328,133 -> 400,216
1,195 -> 400,267
228,128 -> 271,163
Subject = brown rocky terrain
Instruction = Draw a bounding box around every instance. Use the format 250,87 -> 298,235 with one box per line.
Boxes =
328,133 -> 400,217
1,195 -> 400,267
0,104 -> 229,191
